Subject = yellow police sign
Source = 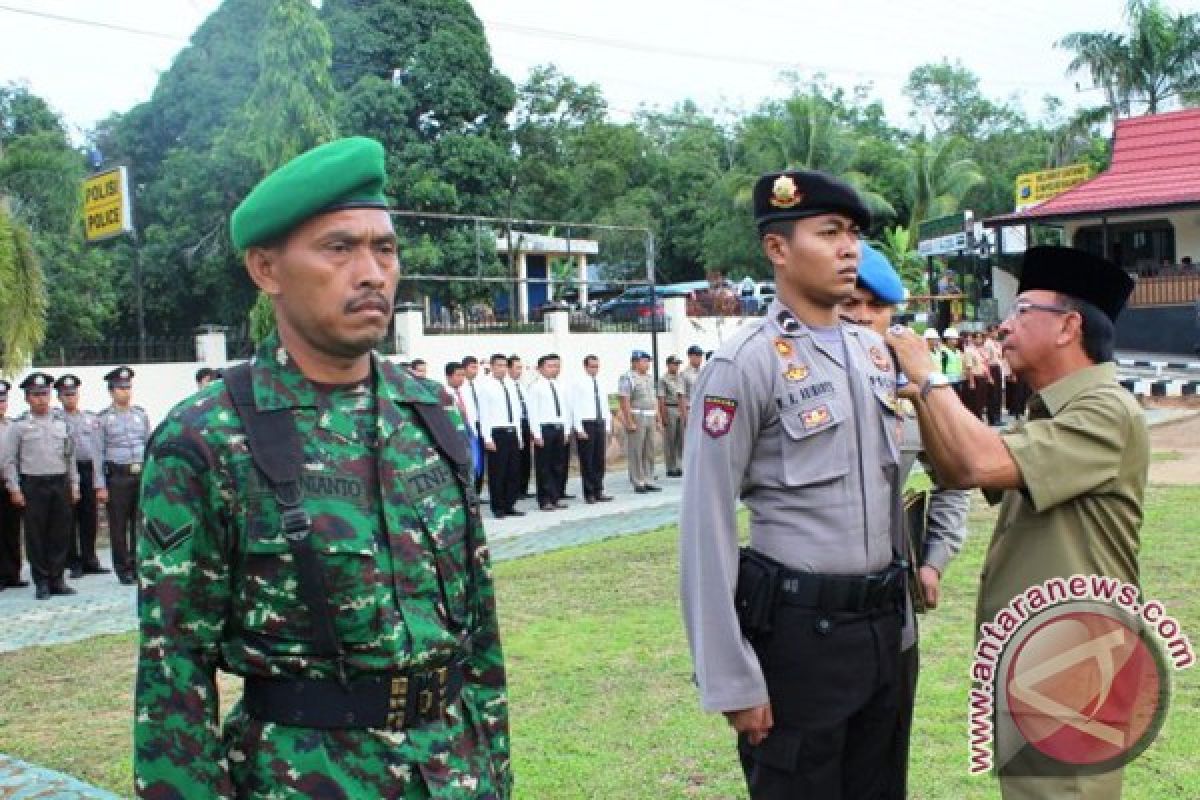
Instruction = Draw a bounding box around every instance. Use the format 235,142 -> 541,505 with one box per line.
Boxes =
1014,164 -> 1093,211
83,167 -> 133,243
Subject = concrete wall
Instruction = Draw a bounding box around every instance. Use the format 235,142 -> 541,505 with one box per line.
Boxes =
1116,304 -> 1199,356
6,307 -> 761,424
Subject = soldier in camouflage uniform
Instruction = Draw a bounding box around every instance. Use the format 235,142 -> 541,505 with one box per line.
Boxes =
134,137 -> 510,799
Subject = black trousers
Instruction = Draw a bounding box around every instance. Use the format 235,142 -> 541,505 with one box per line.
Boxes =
105,464 -> 141,579
486,428 -> 522,514
577,419 -> 607,500
986,366 -> 1004,425
519,419 -> 533,496
0,487 -> 23,585
19,474 -> 72,590
739,606 -> 903,799
535,425 -> 568,506
885,643 -> 920,800
68,461 -> 100,570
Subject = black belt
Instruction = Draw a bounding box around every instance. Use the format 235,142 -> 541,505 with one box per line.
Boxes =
19,474 -> 67,484
104,462 -> 142,476
77,460 -> 94,468
776,563 -> 905,613
244,664 -> 464,731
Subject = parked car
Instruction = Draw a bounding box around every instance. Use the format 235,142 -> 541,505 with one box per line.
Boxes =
595,286 -> 680,329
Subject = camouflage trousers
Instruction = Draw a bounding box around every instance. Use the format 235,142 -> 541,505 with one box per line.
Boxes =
222,697 -> 506,799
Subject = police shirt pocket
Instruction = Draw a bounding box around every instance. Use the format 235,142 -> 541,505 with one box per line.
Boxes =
239,500 -> 381,647
869,384 -> 902,468
778,404 -> 849,486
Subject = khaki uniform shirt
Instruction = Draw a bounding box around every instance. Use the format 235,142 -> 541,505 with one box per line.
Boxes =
681,366 -> 701,403
618,371 -> 657,411
657,372 -> 686,408
977,363 -> 1147,629
680,300 -> 903,711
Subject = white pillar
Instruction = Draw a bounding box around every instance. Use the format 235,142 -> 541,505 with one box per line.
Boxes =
513,252 -> 527,323
576,253 -> 589,307
194,326 -> 228,365
393,303 -> 425,358
663,295 -> 689,362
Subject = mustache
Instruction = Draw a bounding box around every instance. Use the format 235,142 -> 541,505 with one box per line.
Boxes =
344,292 -> 392,315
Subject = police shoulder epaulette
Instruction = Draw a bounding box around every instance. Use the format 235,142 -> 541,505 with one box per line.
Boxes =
713,318 -> 764,362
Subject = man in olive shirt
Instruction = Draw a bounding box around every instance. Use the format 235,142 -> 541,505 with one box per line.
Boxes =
888,246 -> 1145,800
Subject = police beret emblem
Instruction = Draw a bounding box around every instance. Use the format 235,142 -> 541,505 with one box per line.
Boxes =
702,395 -> 738,438
769,175 -> 803,209
869,346 -> 892,372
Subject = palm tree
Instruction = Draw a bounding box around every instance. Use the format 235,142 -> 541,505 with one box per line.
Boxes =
1059,0 -> 1200,118
903,134 -> 985,242
874,226 -> 927,294
0,196 -> 46,374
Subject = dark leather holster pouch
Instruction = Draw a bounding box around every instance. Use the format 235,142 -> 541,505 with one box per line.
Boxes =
735,547 -> 783,641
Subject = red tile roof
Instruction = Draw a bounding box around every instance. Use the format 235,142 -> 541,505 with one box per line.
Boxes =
987,108 -> 1200,224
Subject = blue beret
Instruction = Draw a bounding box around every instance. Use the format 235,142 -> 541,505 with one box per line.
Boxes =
230,137 -> 389,251
631,350 -> 651,360
857,243 -> 905,305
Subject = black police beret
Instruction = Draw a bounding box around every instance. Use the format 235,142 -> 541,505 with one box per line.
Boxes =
104,366 -> 135,387
1018,246 -> 1134,323
55,374 -> 82,391
753,170 -> 871,232
20,372 -> 54,391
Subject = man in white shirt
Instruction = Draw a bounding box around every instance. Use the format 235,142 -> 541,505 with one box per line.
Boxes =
461,355 -> 486,494
528,354 -> 571,511
569,354 -> 613,504
478,353 -> 525,519
508,355 -> 535,501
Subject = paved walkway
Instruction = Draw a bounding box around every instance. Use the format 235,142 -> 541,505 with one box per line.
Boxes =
0,756 -> 122,800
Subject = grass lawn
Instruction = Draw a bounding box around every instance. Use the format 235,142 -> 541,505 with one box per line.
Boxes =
0,486 -> 1196,799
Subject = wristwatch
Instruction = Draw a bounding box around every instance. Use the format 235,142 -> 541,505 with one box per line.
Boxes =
920,372 -> 952,401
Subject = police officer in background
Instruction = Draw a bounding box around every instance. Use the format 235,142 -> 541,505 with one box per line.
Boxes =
617,350 -> 661,493
657,355 -> 687,477
2,372 -> 80,599
681,344 -> 704,408
95,366 -> 150,585
0,379 -> 29,589
840,243 -> 970,797
56,374 -> 109,578
680,170 -> 906,798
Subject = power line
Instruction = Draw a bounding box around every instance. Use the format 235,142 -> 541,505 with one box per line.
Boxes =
0,3 -> 187,41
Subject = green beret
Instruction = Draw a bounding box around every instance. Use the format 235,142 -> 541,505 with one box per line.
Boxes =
230,137 -> 389,251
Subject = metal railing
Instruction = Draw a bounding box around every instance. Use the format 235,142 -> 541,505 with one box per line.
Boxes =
1129,274 -> 1200,307
34,337 -> 197,367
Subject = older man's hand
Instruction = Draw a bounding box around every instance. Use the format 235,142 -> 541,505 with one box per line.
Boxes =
885,326 -> 934,390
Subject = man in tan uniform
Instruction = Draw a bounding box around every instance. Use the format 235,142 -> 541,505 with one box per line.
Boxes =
657,355 -> 687,477
618,350 -> 661,493
888,246 -> 1145,800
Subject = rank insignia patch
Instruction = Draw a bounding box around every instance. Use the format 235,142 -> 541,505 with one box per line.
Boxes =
702,395 -> 738,438
774,338 -> 793,358
785,364 -> 810,382
801,405 -> 832,431
869,346 -> 892,372
146,520 -> 194,554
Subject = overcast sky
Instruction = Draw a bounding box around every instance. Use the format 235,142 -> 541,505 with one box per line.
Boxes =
0,0 -> 1191,140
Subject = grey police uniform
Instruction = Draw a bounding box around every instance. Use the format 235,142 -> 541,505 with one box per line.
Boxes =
2,410 -> 79,591
63,408 -> 103,573
95,404 -> 150,581
680,300 -> 906,796
0,409 -> 25,587
618,370 -> 658,489
657,371 -> 687,474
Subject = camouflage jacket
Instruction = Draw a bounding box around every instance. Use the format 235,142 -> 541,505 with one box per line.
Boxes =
134,334 -> 510,799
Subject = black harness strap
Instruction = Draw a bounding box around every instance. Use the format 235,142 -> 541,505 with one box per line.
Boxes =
224,363 -> 347,684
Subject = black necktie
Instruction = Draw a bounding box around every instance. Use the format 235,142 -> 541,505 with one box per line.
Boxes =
550,381 -> 561,417
504,382 -> 514,424
593,377 -> 602,420
517,384 -> 528,419
469,381 -> 482,432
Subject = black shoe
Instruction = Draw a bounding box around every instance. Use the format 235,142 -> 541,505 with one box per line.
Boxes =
520,493 -> 535,499
668,469 -> 683,477
585,496 -> 596,504
595,494 -> 614,502
83,564 -> 111,575
7,579 -> 30,588
554,501 -> 569,509
539,503 -> 557,512
35,586 -> 51,600
69,567 -> 84,580
506,509 -> 526,517
645,484 -> 662,492
50,585 -> 78,596
634,486 -> 649,494
561,493 -> 577,500
492,511 -> 507,520
119,575 -> 137,586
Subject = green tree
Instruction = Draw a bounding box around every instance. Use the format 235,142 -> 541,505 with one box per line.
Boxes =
0,201 -> 45,373
902,134 -> 985,239
1059,0 -> 1200,117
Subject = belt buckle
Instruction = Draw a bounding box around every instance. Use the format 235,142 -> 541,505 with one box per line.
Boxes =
130,463 -> 142,475
419,666 -> 450,716
386,675 -> 409,730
